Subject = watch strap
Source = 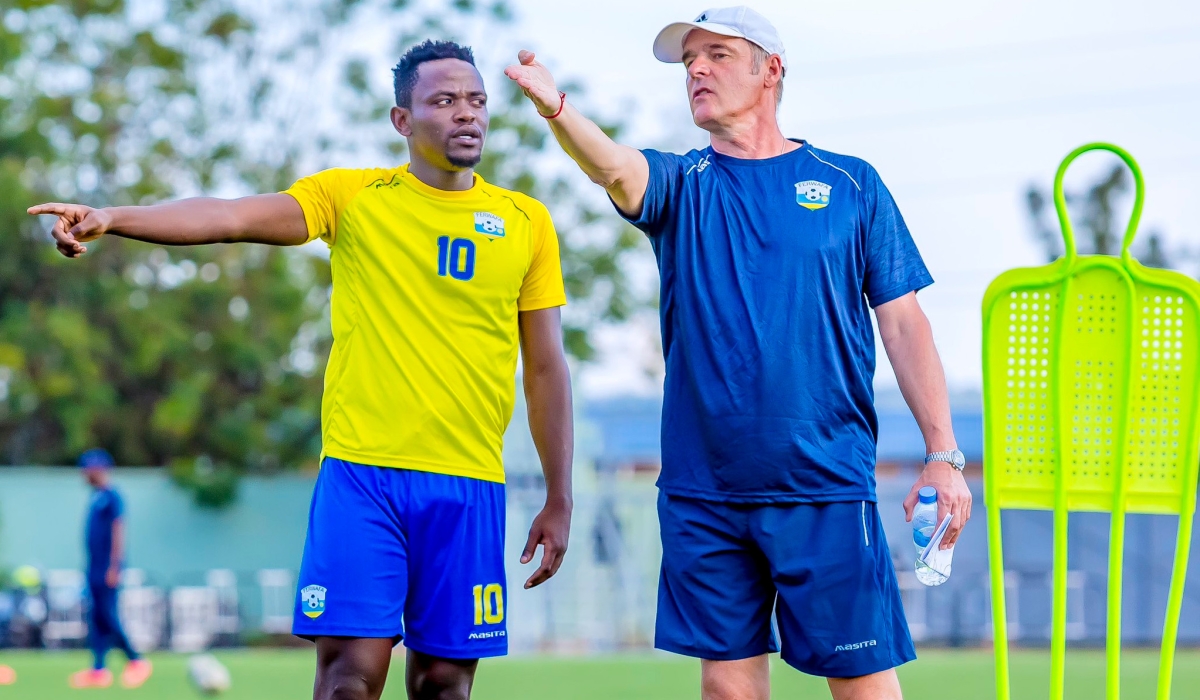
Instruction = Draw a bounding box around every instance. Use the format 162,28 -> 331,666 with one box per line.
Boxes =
925,449 -> 965,470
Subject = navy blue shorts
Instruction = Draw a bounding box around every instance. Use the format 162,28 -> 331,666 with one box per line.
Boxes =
656,493 -> 915,677
294,457 -> 508,658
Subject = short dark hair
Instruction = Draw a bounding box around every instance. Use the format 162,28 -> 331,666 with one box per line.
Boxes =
392,40 -> 476,109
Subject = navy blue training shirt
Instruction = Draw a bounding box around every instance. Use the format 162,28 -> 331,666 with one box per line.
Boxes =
619,141 -> 932,503
85,487 -> 123,578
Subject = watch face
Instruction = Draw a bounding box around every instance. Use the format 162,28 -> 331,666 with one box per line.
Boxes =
954,450 -> 966,468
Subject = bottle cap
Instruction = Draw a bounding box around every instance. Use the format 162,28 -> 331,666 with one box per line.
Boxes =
918,486 -> 937,504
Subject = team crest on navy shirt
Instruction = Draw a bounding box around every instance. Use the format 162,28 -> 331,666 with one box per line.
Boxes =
795,180 -> 832,210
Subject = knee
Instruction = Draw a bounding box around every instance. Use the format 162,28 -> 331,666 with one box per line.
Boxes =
316,654 -> 391,700
701,658 -> 770,700
314,638 -> 392,700
407,656 -> 476,700
701,674 -> 745,700
317,667 -> 373,700
827,670 -> 903,700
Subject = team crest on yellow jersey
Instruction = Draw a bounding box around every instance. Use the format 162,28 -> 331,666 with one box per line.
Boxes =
474,212 -> 506,238
795,180 -> 832,210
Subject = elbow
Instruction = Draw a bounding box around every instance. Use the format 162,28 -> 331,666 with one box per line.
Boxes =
588,169 -> 621,192
586,153 -> 638,192
877,317 -> 904,346
528,355 -> 570,382
878,303 -> 930,343
524,355 -> 571,394
878,317 -> 919,351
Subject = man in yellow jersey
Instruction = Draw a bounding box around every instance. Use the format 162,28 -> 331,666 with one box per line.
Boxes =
28,40 -> 573,700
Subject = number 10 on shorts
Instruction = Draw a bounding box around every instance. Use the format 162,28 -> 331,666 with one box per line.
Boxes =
472,583 -> 504,625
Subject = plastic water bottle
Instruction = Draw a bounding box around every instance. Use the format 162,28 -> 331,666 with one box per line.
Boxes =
913,486 -> 949,586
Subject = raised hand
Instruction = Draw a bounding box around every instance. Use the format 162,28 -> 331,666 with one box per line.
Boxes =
503,50 -> 562,117
27,202 -> 112,258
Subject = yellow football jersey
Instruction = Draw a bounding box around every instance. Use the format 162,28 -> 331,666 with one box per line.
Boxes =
283,165 -> 566,483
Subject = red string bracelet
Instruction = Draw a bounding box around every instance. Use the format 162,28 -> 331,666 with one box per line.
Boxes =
541,91 -> 567,119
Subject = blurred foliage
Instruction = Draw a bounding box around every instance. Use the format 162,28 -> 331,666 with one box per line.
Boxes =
1025,164 -> 1173,267
0,0 -> 651,504
0,0 -> 331,499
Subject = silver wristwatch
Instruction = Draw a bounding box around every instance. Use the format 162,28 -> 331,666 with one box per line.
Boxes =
925,449 -> 966,471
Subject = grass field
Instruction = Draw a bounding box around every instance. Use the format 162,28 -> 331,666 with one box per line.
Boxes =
1,648 -> 1199,699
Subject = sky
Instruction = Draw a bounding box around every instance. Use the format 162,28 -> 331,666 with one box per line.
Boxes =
484,0 -> 1200,397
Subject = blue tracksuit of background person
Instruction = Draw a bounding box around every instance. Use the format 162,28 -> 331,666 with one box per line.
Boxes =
78,449 -> 142,674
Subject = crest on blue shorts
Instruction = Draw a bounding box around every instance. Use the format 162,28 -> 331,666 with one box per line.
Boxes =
795,180 -> 832,210
301,584 -> 327,619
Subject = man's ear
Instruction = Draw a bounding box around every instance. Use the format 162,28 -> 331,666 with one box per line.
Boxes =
766,55 -> 785,88
391,106 -> 412,137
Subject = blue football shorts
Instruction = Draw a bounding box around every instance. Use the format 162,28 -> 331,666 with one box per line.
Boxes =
655,493 -> 916,677
293,457 -> 508,658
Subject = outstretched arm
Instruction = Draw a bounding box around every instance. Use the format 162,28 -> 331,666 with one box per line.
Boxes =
877,292 -> 973,548
505,51 -> 650,218
517,306 -> 574,589
27,194 -> 309,258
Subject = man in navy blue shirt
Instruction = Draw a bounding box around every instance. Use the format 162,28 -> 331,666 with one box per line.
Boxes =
71,449 -> 152,689
508,6 -> 972,699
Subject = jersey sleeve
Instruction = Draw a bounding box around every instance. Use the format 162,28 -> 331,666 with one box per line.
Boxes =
862,166 -> 934,308
108,490 -> 124,519
282,169 -> 379,246
517,201 -> 567,311
611,149 -> 686,237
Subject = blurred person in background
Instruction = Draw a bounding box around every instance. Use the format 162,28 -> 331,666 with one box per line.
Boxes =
70,448 -> 152,689
507,6 -> 971,700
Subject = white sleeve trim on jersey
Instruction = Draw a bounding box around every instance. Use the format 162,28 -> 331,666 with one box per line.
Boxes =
807,150 -> 862,192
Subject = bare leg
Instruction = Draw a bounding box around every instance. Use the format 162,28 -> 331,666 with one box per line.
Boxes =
314,637 -> 394,700
405,649 -> 478,700
827,668 -> 903,700
700,655 -> 770,700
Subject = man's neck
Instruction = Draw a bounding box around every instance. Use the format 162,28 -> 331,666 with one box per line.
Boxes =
407,158 -> 475,192
706,107 -> 798,160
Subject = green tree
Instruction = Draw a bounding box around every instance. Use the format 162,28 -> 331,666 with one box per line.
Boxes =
0,0 -> 334,504
1025,163 -> 1171,267
0,0 -> 651,502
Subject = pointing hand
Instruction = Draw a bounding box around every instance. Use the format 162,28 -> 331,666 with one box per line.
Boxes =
27,202 -> 112,258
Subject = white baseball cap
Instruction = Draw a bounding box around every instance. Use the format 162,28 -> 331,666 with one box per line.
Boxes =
652,6 -> 787,72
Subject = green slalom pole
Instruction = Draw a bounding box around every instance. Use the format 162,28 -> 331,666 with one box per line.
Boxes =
1048,272 -> 1075,700
1104,267 -> 1137,700
1050,463 -> 1069,700
986,488 -> 1010,700
1105,503 -> 1127,699
1045,150 -> 1086,700
1158,456 -> 1198,700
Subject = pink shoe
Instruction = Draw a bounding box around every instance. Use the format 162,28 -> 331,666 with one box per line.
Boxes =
68,668 -> 113,689
121,659 -> 153,688
0,664 -> 16,685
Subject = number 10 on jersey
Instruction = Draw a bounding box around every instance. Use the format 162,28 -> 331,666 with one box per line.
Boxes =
437,236 -> 476,281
